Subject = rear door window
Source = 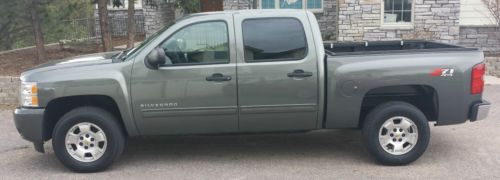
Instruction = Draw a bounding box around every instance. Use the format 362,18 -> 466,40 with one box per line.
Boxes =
242,18 -> 307,62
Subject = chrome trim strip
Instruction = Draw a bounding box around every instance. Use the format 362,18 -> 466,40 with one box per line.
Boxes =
142,106 -> 238,117
239,104 -> 317,114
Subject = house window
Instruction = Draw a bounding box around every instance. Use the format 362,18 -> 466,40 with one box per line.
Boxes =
382,0 -> 413,25
260,0 -> 323,12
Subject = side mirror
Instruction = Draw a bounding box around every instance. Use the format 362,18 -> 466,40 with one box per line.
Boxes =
145,47 -> 166,69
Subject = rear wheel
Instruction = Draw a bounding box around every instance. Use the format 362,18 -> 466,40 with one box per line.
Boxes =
52,106 -> 125,172
362,101 -> 430,165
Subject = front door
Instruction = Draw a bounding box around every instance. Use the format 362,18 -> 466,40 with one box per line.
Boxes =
234,13 -> 319,132
131,16 -> 238,135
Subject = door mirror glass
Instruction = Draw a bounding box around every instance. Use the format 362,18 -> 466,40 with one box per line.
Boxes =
145,47 -> 168,69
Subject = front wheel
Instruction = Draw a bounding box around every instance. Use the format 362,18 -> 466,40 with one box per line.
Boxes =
52,107 -> 125,172
362,101 -> 430,165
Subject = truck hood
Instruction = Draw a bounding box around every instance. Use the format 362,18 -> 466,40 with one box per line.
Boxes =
22,51 -> 120,76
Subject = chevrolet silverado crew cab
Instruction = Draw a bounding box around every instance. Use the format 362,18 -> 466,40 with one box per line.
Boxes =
14,10 -> 490,172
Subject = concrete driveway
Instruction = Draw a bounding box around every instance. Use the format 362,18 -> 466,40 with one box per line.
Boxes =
0,85 -> 498,179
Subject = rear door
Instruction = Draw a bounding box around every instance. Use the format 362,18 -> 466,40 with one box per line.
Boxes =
234,13 -> 319,132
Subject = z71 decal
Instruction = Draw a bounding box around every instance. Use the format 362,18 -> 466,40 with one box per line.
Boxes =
431,68 -> 454,77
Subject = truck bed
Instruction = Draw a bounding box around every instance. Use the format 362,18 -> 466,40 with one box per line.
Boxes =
324,40 -> 478,55
322,40 -> 484,128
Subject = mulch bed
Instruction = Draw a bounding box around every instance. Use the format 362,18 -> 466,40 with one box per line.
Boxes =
0,36 -> 144,76
0,45 -> 99,76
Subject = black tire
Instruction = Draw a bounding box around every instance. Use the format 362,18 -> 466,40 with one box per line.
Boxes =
52,106 -> 125,172
362,101 -> 430,165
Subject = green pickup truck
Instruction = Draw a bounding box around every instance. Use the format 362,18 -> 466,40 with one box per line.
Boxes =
14,10 -> 490,172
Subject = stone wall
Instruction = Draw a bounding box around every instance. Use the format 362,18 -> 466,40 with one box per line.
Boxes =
0,76 -> 20,105
143,0 -> 175,36
314,0 -> 338,40
338,0 -> 461,43
458,26 -> 500,77
223,0 -> 338,40
485,55 -> 500,77
223,0 -> 253,10
459,26 -> 500,53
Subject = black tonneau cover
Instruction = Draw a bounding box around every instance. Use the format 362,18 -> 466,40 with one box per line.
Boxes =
324,40 -> 478,55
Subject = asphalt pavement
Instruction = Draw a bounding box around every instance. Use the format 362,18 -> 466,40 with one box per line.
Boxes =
0,85 -> 498,179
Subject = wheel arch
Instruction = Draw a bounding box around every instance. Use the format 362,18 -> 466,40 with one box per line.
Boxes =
359,84 -> 439,128
42,95 -> 134,141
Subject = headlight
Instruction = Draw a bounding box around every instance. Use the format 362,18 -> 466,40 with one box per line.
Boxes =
20,82 -> 38,107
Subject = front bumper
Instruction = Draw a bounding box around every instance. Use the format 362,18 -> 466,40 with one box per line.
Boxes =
13,108 -> 45,153
470,100 -> 491,122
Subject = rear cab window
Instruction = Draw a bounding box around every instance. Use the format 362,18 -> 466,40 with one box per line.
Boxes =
242,18 -> 308,62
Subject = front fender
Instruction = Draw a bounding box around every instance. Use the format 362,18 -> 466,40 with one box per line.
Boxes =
22,61 -> 139,136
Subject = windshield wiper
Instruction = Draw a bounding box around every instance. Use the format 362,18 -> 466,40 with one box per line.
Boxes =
112,48 -> 133,62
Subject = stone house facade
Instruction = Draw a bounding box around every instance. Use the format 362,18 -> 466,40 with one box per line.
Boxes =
142,1 -> 176,35
224,0 -> 499,76
222,0 -> 338,40
140,0 -> 497,45
141,0 -> 339,40
337,0 -> 461,43
138,0 -> 498,75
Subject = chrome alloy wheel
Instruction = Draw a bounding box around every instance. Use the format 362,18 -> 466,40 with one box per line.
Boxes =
378,116 -> 418,155
65,122 -> 107,162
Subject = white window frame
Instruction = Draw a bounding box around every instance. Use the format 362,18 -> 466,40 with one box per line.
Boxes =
380,0 -> 414,28
258,0 -> 324,13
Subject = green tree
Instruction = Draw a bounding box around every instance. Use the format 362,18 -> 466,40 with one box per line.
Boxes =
0,0 -> 94,51
42,0 -> 93,43
0,0 -> 31,50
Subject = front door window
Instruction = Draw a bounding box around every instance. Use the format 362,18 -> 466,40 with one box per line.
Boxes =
159,21 -> 229,66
